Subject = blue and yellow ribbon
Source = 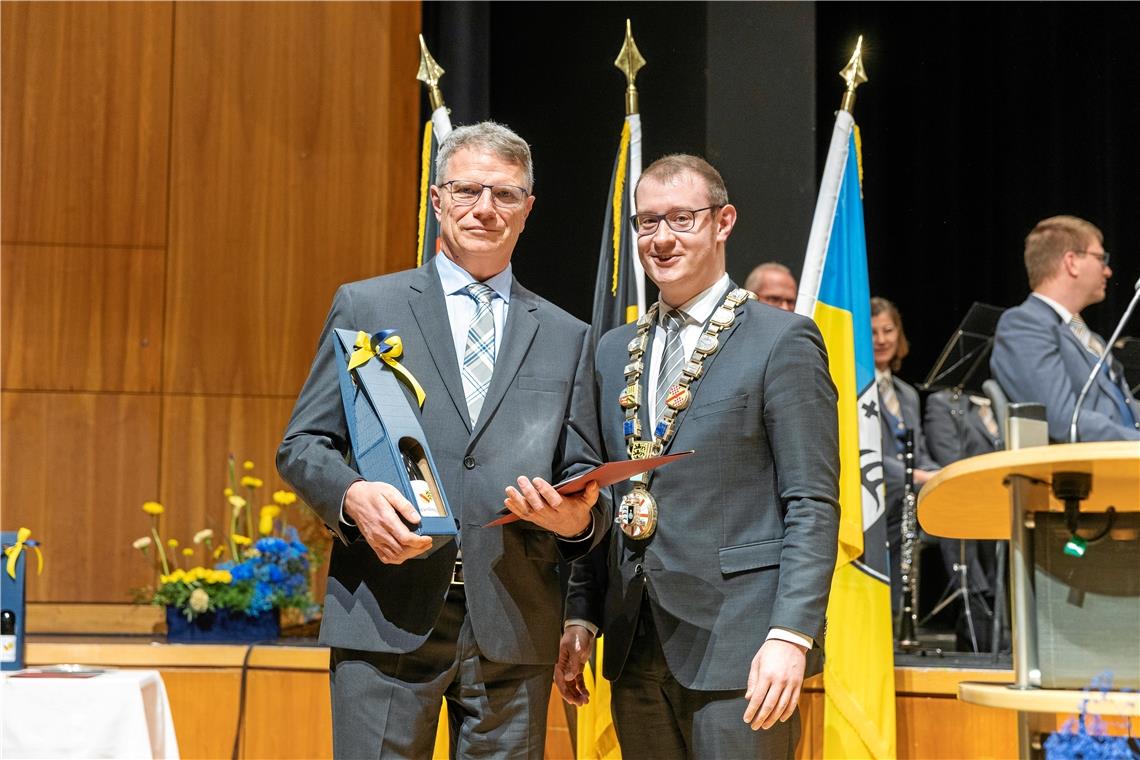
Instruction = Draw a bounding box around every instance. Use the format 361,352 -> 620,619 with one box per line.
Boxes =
5,527 -> 44,580
347,330 -> 427,408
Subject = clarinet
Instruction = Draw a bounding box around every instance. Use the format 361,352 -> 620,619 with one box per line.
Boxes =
897,429 -> 921,651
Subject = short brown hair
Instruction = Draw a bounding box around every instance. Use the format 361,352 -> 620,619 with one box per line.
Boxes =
1023,215 -> 1103,289
871,296 -> 909,372
636,154 -> 728,207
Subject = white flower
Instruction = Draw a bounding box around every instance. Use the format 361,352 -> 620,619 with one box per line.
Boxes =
189,588 -> 210,613
132,536 -> 152,550
193,529 -> 213,544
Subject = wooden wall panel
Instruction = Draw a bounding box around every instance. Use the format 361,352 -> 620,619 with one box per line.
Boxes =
0,391 -> 161,602
1,245 -> 164,392
157,395 -> 330,556
0,2 -> 172,247
164,2 -> 421,397
896,696 -> 1019,759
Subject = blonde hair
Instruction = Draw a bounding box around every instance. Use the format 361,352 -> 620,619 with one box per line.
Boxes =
1024,215 -> 1103,289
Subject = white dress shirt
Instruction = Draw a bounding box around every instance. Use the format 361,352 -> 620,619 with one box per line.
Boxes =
434,252 -> 513,366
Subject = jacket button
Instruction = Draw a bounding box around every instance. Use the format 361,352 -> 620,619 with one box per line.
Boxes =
463,456 -> 476,470
634,563 -> 644,576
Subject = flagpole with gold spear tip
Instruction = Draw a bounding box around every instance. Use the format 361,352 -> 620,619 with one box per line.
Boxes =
415,35 -> 453,267
839,35 -> 868,114
606,19 -> 647,315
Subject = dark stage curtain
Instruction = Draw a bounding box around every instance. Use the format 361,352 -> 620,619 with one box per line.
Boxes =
817,2 -> 1140,387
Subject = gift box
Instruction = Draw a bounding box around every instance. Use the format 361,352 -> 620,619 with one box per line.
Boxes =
334,329 -> 457,555
1,530 -> 31,671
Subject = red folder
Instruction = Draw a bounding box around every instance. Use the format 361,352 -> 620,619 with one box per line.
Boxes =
484,450 -> 693,527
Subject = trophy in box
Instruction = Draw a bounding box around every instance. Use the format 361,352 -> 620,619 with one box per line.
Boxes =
334,329 -> 457,555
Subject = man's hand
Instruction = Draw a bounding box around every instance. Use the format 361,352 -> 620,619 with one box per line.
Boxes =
742,638 -> 807,731
503,478 -> 599,538
554,624 -> 595,706
344,480 -> 433,564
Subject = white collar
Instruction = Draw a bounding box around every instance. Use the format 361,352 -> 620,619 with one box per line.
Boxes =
656,272 -> 731,326
434,252 -> 513,303
1031,292 -> 1075,325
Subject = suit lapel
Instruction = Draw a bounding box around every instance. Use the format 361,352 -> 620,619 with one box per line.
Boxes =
1056,320 -> 1124,404
471,279 -> 540,439
408,259 -> 471,431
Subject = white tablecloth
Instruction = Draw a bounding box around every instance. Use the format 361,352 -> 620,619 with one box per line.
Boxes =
1,669 -> 180,759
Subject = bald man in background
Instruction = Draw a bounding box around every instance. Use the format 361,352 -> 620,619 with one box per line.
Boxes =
745,262 -> 798,312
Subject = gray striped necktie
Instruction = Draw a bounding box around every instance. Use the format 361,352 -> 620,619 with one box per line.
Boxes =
1069,314 -> 1105,355
462,282 -> 498,425
656,308 -> 688,422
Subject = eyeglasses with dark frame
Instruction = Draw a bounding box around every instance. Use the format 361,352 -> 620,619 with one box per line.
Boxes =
629,206 -> 722,236
439,180 -> 529,209
1074,249 -> 1112,268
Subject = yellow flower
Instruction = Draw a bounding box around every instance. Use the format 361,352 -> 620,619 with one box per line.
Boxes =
272,490 -> 298,506
240,476 -> 263,489
243,460 -> 255,471
167,538 -> 179,549
213,545 -> 226,559
224,487 -> 234,497
212,570 -> 233,584
228,495 -> 247,509
189,587 -> 210,613
232,534 -> 252,546
193,529 -> 213,544
166,569 -> 186,584
181,547 -> 194,557
258,505 -> 281,535
132,536 -> 152,550
142,501 -> 164,515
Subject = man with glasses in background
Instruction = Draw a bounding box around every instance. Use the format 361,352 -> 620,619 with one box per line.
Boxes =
744,261 -> 799,311
553,154 -> 839,758
279,121 -> 606,758
991,215 -> 1139,441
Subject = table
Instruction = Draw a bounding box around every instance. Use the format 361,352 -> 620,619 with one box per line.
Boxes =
1,669 -> 180,759
918,441 -> 1140,758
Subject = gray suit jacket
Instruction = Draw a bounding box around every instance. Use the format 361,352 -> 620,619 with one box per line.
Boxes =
923,389 -> 1001,467
566,298 -> 840,691
277,257 -> 606,664
990,295 -> 1140,442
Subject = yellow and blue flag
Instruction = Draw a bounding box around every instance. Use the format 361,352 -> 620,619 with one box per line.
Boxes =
797,108 -> 897,759
416,105 -> 452,268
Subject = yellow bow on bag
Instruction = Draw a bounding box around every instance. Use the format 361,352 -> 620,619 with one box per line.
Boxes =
347,330 -> 427,408
5,527 -> 44,580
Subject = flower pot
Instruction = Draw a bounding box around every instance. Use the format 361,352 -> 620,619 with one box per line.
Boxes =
165,606 -> 280,643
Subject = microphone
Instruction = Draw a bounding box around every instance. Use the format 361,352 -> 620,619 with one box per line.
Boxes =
1069,277 -> 1140,443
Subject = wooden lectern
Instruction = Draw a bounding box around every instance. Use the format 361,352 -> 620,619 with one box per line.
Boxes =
918,441 -> 1140,758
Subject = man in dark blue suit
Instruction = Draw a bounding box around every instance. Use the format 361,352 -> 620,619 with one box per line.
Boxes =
991,215 -> 1139,442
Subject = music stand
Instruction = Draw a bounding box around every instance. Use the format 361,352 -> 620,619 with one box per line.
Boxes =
918,303 -> 1005,653
920,302 -> 1004,395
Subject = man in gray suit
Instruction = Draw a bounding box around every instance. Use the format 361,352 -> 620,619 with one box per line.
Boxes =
549,155 -> 839,758
991,215 -> 1139,442
278,122 -> 605,759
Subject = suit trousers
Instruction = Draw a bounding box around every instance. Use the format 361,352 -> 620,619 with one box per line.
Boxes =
611,595 -> 800,760
329,586 -> 552,760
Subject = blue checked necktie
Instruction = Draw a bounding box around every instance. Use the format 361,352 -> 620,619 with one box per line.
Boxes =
462,282 -> 498,425
655,308 -> 688,422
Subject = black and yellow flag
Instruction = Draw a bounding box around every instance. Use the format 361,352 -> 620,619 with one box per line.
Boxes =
590,114 -> 644,347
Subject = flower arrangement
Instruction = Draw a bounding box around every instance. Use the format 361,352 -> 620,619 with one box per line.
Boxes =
133,456 -> 323,625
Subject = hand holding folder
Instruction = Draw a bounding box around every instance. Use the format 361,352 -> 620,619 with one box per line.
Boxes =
486,450 -> 693,527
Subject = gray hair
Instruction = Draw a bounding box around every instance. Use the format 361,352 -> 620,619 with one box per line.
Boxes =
744,262 -> 795,294
436,121 -> 534,192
